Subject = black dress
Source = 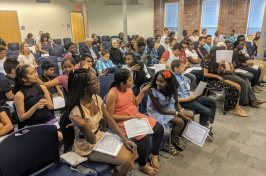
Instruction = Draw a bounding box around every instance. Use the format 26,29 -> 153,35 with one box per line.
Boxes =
202,60 -> 239,111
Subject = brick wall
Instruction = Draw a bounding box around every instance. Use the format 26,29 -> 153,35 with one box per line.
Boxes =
154,0 -> 250,36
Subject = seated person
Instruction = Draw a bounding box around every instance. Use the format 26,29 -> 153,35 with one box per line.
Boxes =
213,30 -> 225,45
0,105 -> 13,136
119,41 -> 127,56
147,70 -> 194,154
18,42 -> 38,68
171,60 -> 216,140
109,40 -> 124,67
63,69 -> 138,175
189,30 -> 199,42
203,35 -> 213,52
0,45 -> 6,74
134,42 -> 146,60
75,53 -> 96,74
91,33 -> 101,47
64,42 -> 80,64
106,69 -> 164,176
185,39 -> 202,67
80,38 -> 100,61
0,58 -> 19,101
14,65 -> 62,140
95,49 -> 118,76
38,33 -> 53,57
39,61 -> 63,97
143,37 -> 159,66
122,52 -> 152,96
196,36 -> 209,59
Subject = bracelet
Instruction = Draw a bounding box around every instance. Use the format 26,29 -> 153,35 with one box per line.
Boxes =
175,111 -> 179,116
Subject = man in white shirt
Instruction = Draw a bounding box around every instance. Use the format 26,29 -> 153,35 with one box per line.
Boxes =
36,31 -> 43,46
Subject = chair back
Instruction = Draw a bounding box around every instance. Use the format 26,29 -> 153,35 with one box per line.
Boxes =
63,38 -> 72,45
53,63 -> 60,76
1,106 -> 15,131
110,36 -> 119,41
7,43 -> 19,51
36,65 -> 43,76
194,42 -> 199,50
33,53 -> 40,65
101,36 -> 110,42
102,41 -> 111,50
53,39 -> 62,45
0,125 -> 59,176
6,51 -> 18,59
97,36 -> 101,42
0,72 -> 4,80
132,35 -> 139,40
39,56 -> 58,64
138,82 -> 150,115
98,73 -> 114,99
49,47 -> 64,58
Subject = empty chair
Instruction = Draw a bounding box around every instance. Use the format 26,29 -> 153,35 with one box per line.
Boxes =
0,124 -> 82,176
49,47 -> 64,58
78,42 -> 86,54
63,38 -> 71,45
36,65 -> 43,76
6,51 -> 18,59
102,41 -> 111,50
98,73 -> 114,99
39,56 -> 58,64
53,39 -> 62,45
127,35 -> 130,41
7,43 -> 19,51
132,35 -> 139,40
110,36 -> 119,41
33,53 -> 40,65
97,36 -> 101,42
101,35 -> 110,42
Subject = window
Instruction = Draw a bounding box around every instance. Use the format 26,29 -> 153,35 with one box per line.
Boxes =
164,2 -> 178,32
247,0 -> 266,35
200,0 -> 220,37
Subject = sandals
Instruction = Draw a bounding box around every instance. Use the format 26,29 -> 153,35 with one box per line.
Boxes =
173,137 -> 186,151
139,164 -> 159,176
163,144 -> 180,156
232,108 -> 248,117
148,154 -> 159,169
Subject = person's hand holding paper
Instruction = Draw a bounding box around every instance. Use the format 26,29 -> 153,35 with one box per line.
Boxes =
123,139 -> 137,153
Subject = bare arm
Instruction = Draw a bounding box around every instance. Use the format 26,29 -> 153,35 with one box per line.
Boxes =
203,68 -> 223,81
37,77 -> 61,88
55,85 -> 64,97
135,84 -> 151,106
38,42 -> 48,54
0,110 -> 13,136
160,57 -> 171,70
106,90 -> 136,122
40,85 -> 54,110
5,90 -> 15,100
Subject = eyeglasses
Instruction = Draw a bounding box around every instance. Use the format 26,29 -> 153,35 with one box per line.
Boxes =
87,78 -> 100,86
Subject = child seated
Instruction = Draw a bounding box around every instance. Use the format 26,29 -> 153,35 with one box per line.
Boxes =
39,61 -> 63,97
147,70 -> 194,155
95,49 -> 117,75
0,58 -> 19,101
106,69 -> 164,176
171,59 -> 216,140
0,45 -> 6,74
0,105 -> 13,137
75,53 -> 96,74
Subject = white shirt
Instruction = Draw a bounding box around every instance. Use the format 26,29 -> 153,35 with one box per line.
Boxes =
189,35 -> 199,42
185,49 -> 198,60
17,54 -> 35,68
0,58 -> 6,74
166,50 -> 179,66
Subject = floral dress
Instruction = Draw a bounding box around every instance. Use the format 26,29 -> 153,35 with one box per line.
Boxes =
201,60 -> 239,111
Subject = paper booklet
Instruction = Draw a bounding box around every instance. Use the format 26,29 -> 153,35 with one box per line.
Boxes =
53,97 -> 65,109
93,132 -> 123,157
216,50 -> 233,63
5,101 -> 14,107
182,121 -> 210,147
60,152 -> 87,166
194,81 -> 208,96
124,118 -> 154,139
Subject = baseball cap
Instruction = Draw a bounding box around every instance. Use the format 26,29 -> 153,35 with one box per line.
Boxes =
147,37 -> 156,44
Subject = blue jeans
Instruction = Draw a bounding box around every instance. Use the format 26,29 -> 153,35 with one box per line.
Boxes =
184,73 -> 197,90
180,96 -> 217,125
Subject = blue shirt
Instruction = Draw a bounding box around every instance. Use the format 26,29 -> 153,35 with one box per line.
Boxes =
174,73 -> 190,98
226,35 -> 236,43
144,47 -> 159,65
95,58 -> 114,74
203,44 -> 212,52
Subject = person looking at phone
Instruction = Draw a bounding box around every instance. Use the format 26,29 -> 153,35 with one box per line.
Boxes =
95,49 -> 118,76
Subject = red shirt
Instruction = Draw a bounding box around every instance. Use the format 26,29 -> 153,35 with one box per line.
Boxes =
179,51 -> 186,64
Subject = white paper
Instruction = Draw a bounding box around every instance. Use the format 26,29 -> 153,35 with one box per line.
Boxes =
184,67 -> 202,73
182,121 -> 210,147
216,50 -> 233,63
93,132 -> 123,157
124,118 -> 154,139
154,64 -> 166,73
235,68 -> 248,74
194,81 -> 207,96
60,151 -> 87,166
5,101 -> 14,107
53,97 -> 65,109
251,64 -> 259,70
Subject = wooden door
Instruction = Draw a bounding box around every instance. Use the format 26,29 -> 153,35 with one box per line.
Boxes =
0,11 -> 21,44
70,12 -> 85,44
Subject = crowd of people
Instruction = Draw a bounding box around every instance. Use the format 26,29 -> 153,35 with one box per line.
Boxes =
0,28 -> 265,176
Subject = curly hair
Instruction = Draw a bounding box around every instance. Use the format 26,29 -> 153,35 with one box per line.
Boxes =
109,69 -> 131,89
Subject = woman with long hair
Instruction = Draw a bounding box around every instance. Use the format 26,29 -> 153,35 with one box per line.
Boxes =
63,69 -> 138,176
